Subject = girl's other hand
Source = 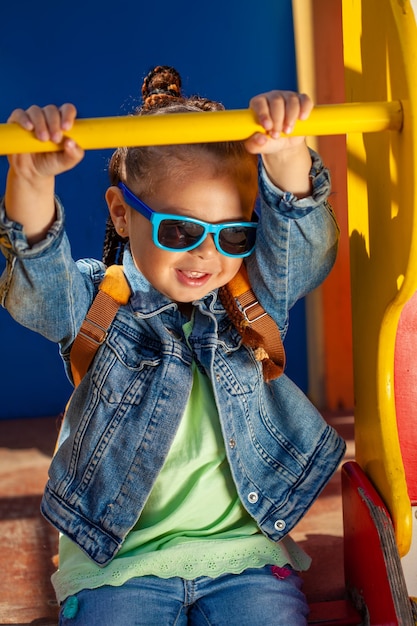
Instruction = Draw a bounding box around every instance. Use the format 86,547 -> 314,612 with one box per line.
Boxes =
7,103 -> 84,179
245,90 -> 313,155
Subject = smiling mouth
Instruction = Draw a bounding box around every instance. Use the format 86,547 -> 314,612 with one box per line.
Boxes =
177,269 -> 212,286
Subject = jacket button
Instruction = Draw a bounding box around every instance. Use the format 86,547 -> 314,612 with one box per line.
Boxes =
229,438 -> 236,449
274,519 -> 286,531
247,492 -> 259,504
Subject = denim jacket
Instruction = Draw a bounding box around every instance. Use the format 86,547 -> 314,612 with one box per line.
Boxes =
0,152 -> 345,566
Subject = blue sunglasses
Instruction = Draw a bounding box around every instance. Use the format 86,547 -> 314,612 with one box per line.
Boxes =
118,182 -> 257,258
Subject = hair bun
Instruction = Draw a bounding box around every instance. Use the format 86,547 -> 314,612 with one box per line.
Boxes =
141,65 -> 182,109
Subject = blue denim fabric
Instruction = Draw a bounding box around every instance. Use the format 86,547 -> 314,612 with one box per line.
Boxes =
59,566 -> 309,626
0,151 -> 345,566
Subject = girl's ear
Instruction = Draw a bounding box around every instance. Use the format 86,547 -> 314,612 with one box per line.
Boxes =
106,186 -> 129,237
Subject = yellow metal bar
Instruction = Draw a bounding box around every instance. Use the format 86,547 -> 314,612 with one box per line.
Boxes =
0,100 -> 403,155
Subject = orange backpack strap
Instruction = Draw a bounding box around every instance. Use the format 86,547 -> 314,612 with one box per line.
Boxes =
70,265 -> 131,387
227,264 -> 286,375
70,263 -> 285,387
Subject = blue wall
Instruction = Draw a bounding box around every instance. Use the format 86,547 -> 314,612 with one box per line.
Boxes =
0,0 -> 306,419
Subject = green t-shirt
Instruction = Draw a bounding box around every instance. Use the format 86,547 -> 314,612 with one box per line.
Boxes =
52,322 -> 310,603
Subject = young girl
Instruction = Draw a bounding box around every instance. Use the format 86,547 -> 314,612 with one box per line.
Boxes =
0,66 -> 345,625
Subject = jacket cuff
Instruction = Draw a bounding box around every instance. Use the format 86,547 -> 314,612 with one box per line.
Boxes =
258,148 -> 332,218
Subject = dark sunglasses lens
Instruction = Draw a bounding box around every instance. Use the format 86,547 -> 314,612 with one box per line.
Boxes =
158,219 -> 205,249
219,226 -> 257,255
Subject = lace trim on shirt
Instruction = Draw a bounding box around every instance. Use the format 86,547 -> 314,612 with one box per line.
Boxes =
52,537 -> 311,603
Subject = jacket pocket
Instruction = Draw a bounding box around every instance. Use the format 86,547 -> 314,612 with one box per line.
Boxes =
92,322 -> 162,404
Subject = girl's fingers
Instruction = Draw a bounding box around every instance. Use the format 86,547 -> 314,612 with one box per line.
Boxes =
44,104 -> 78,143
250,93 -> 276,133
250,91 -> 314,137
297,93 -> 314,121
7,108 -> 35,131
281,93 -> 305,134
6,103 -> 84,177
269,92 -> 313,135
62,137 -> 84,162
7,103 -> 78,144
25,105 -> 55,141
59,103 -> 78,132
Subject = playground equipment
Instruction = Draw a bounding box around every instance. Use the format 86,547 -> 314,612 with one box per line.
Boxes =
0,100 -> 403,154
1,0 -> 417,623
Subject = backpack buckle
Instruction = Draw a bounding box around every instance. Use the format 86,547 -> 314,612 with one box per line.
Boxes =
78,318 -> 108,345
242,300 -> 268,324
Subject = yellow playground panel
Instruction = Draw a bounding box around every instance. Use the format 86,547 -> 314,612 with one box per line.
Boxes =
342,0 -> 417,563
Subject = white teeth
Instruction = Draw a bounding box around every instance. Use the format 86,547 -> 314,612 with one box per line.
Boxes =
184,271 -> 205,278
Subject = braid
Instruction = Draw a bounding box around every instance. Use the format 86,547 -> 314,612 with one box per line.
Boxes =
219,284 -> 284,383
102,216 -> 126,266
218,285 -> 264,348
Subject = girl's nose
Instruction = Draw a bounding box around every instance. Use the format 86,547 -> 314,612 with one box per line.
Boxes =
190,233 -> 218,258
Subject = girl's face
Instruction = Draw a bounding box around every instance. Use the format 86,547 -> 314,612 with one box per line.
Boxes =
107,168 -> 255,306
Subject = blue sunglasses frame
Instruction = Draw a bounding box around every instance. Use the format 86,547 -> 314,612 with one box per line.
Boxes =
118,182 -> 258,258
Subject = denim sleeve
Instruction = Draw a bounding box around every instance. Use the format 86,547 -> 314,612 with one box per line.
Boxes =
0,197 -> 104,353
246,149 -> 339,337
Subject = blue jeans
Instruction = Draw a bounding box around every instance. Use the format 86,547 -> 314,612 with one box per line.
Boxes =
59,566 -> 309,625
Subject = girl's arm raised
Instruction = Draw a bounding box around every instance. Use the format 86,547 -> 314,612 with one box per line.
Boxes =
244,90 -> 314,198
5,104 -> 84,245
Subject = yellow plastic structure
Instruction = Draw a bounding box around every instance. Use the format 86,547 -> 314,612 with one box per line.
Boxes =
342,0 -> 417,556
0,101 -> 402,155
